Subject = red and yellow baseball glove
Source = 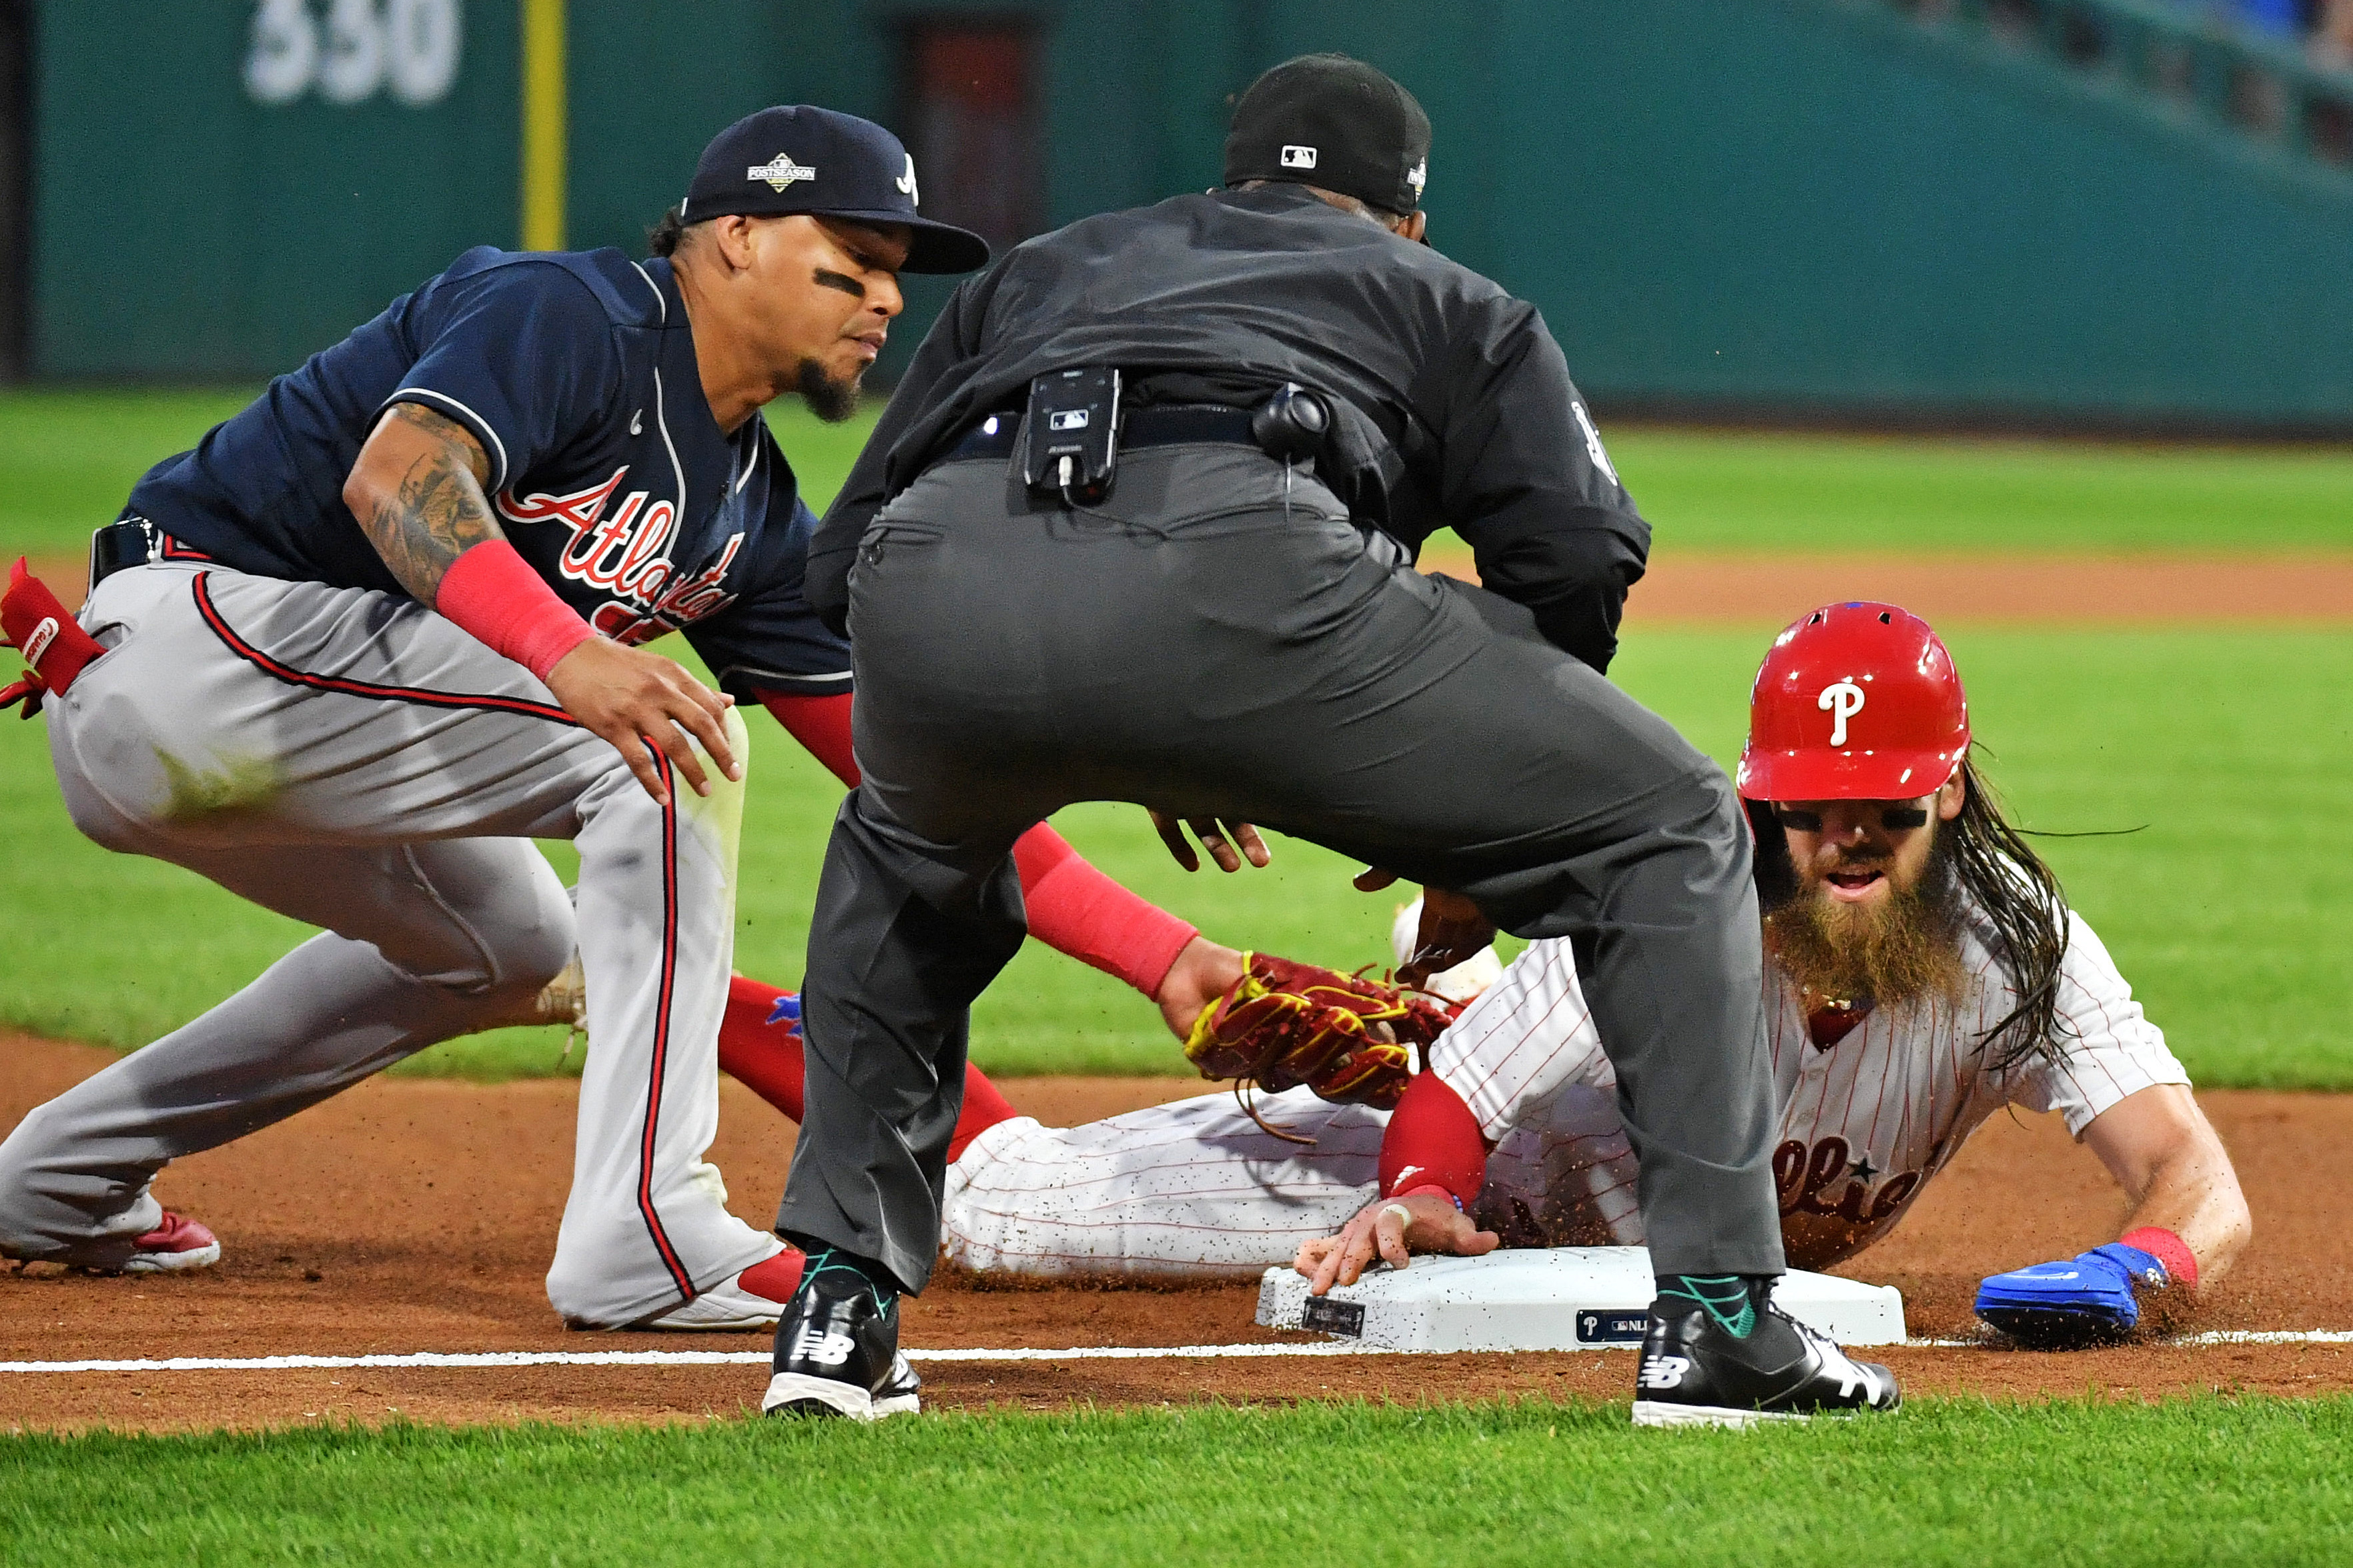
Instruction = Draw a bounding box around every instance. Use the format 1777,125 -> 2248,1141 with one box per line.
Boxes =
1182,952 -> 1456,1116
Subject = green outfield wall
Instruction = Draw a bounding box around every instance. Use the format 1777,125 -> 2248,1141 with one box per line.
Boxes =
29,0 -> 2353,425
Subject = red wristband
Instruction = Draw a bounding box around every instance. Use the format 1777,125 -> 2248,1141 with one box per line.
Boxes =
1395,1183 -> 1465,1212
436,540 -> 594,681
2120,1226 -> 2199,1290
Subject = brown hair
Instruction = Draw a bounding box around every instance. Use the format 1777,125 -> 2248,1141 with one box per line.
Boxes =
647,203 -> 693,257
1748,748 -> 2070,1068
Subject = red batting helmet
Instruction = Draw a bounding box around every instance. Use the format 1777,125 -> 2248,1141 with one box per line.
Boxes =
1735,602 -> 1968,802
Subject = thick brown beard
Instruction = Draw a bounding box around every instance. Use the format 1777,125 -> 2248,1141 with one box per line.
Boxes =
1765,836 -> 1970,1012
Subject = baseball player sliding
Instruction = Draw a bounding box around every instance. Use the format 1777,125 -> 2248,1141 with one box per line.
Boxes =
0,105 -> 1244,1333
716,604 -> 2250,1357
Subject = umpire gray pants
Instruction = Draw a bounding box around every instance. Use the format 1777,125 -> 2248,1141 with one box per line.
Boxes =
779,444 -> 1783,1291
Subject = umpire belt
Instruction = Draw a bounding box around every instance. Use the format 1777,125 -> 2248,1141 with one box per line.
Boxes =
943,404 -> 1257,464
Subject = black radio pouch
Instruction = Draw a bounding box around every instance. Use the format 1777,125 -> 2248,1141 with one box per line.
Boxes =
1022,367 -> 1122,504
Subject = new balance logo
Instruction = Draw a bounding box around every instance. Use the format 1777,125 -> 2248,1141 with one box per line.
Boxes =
789,1327 -> 858,1367
1636,1354 -> 1692,1391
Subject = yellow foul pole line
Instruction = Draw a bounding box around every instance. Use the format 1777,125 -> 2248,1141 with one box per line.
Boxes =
520,0 -> 566,251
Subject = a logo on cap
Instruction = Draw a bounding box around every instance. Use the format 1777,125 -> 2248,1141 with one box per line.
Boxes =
895,153 -> 919,205
1407,159 -> 1427,197
1819,680 -> 1866,747
1280,144 -> 1318,169
748,153 -> 817,192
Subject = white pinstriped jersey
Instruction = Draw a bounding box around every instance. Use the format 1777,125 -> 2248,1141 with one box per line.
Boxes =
940,905 -> 2187,1280
1433,907 -> 2189,1270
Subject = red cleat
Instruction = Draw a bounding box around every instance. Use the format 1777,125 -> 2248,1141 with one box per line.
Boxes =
121,1211 -> 221,1274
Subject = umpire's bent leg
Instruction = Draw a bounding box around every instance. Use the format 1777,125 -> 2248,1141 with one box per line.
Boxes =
775,786 -> 1031,1294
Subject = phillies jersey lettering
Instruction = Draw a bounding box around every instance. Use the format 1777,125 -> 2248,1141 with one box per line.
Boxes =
122,246 -> 849,698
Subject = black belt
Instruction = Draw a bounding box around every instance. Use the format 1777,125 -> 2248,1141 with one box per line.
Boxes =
945,404 -> 1258,464
86,518 -> 195,597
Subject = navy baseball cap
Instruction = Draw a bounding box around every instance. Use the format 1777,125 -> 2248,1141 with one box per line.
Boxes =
679,105 -> 989,275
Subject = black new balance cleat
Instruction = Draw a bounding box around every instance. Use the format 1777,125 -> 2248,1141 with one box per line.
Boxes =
762,1254 -> 913,1421
873,1350 -> 922,1417
1630,1283 -> 1900,1429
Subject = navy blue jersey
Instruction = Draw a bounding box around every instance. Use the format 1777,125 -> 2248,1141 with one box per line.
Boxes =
125,247 -> 850,698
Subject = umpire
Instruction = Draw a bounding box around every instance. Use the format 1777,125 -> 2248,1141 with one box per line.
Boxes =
764,55 -> 1898,1425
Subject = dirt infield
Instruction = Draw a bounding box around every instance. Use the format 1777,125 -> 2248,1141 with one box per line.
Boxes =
2,1033 -> 2347,1432
27,551 -> 2353,628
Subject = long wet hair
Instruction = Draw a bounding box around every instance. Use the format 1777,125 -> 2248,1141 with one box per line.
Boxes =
1748,748 -> 2071,1069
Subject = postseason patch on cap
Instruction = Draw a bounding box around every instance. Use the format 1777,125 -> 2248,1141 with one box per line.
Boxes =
748,153 -> 816,192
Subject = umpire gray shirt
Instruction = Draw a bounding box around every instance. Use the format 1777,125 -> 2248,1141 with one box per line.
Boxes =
811,183 -> 1648,672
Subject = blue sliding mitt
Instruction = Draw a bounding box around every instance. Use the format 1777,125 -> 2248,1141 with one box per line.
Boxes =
1974,1243 -> 2170,1349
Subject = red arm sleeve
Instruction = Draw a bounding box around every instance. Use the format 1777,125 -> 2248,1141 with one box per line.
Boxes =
759,690 -> 861,786
1011,823 -> 1200,999
755,690 -> 1200,1000
1378,1070 -> 1490,1206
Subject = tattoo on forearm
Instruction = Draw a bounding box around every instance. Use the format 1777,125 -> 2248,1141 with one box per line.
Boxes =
354,402 -> 502,606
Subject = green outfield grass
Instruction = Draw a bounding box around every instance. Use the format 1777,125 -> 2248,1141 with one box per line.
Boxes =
2,622 -> 2346,1087
1,390 -> 2348,1084
5,389 -> 2352,562
3,1397 -> 2348,1565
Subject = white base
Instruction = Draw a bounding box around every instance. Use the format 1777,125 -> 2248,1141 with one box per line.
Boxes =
1256,1247 -> 1906,1351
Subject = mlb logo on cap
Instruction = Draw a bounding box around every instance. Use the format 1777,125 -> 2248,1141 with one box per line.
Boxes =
1281,145 -> 1319,169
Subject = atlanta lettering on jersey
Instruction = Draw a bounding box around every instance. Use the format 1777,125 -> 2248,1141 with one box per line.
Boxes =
496,465 -> 743,644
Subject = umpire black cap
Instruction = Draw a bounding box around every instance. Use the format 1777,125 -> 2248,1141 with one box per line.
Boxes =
680,105 -> 989,275
1223,55 -> 1430,215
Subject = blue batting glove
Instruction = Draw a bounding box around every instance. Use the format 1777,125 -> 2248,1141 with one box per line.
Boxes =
1973,1243 -> 2169,1349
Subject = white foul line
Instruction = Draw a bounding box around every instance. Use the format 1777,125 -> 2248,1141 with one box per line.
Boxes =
0,1343 -> 1387,1375
0,1331 -> 2347,1375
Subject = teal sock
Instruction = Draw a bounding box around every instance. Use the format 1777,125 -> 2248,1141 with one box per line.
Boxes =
1657,1273 -> 1759,1337
789,1243 -> 899,1308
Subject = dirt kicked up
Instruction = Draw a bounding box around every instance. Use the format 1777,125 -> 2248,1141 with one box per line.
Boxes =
1,1034 -> 2347,1433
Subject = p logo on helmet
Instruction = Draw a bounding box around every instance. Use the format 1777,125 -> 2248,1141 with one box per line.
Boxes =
1736,602 -> 1969,803
1817,679 -> 1865,746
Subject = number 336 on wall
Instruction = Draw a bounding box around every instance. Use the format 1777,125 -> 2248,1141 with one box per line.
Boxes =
245,0 -> 462,107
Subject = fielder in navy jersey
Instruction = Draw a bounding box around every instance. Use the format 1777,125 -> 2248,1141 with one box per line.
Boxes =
0,106 -> 1250,1342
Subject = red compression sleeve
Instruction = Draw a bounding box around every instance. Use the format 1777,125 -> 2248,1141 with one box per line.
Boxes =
759,690 -> 859,786
719,975 -> 808,1122
2121,1226 -> 2201,1290
717,975 -> 1019,1161
1013,824 -> 1201,999
755,690 -> 1200,998
1377,1070 -> 1490,1206
434,540 -> 594,680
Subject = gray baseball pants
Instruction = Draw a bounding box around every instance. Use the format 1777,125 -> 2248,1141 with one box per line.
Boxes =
0,560 -> 779,1326
779,444 -> 1783,1292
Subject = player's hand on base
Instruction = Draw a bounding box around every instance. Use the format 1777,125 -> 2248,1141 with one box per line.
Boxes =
544,638 -> 742,806
1149,810 -> 1270,873
1296,1191 -> 1498,1296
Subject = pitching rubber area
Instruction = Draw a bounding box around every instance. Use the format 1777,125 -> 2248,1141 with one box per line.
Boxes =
5,1036 -> 2353,1432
